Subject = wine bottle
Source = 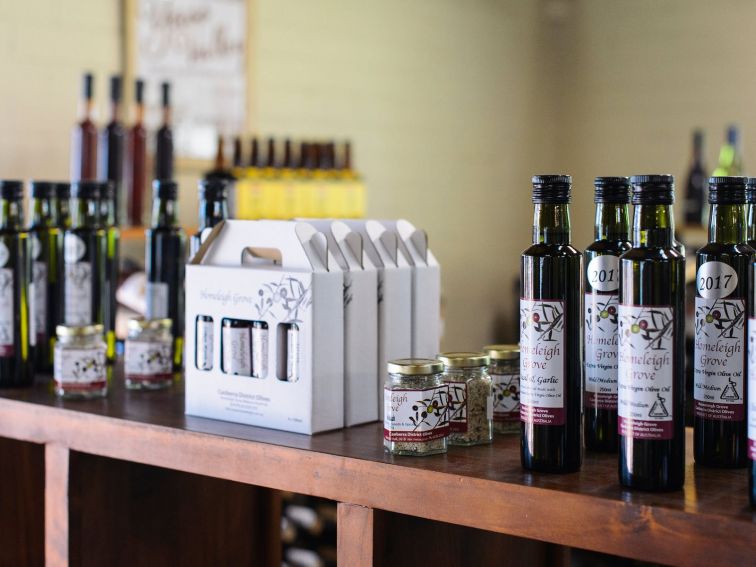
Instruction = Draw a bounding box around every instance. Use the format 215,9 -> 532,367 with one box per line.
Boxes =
746,178 -> 756,249
584,177 -> 631,452
713,125 -> 743,177
683,130 -> 707,226
28,181 -> 63,372
0,181 -> 31,387
190,178 -> 228,259
520,175 -> 582,473
100,181 -> 120,362
155,82 -> 174,181
64,182 -> 106,328
71,72 -> 98,181
618,175 -> 686,491
99,75 -> 125,225
56,182 -> 72,230
232,136 -> 243,168
127,79 -> 147,226
693,177 -> 751,467
145,180 -> 186,368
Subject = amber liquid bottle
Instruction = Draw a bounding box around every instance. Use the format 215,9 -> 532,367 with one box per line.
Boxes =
155,82 -> 174,181
71,72 -> 98,181
520,175 -> 582,473
99,75 -> 125,225
584,177 -> 631,452
618,175 -> 685,491
127,79 -> 147,226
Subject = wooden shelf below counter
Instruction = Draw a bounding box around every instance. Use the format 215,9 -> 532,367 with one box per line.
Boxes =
0,370 -> 754,566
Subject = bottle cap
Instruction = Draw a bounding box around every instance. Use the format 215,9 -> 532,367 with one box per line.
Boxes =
30,181 -> 57,199
746,177 -> 756,204
0,180 -> 23,201
100,180 -> 115,200
135,79 -> 145,104
437,352 -> 490,368
483,344 -> 520,361
128,317 -> 172,332
153,179 -> 178,200
56,323 -> 104,338
55,182 -> 71,200
707,176 -> 746,204
387,358 -> 443,376
531,175 -> 571,204
71,180 -> 102,200
110,75 -> 122,103
594,177 -> 631,204
199,178 -> 228,200
629,174 -> 675,205
82,72 -> 94,100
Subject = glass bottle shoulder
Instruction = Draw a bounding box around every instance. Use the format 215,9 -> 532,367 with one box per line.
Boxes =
585,239 -> 631,256
522,242 -> 581,258
620,245 -> 685,263
696,241 -> 754,258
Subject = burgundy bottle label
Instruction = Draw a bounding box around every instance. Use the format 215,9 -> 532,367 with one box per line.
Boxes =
0,265 -> 14,356
748,319 -> 756,460
519,299 -> 565,426
618,305 -> 675,440
492,371 -> 520,423
383,386 -> 449,442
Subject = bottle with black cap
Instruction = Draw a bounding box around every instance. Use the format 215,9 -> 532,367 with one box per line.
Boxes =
520,174 -> 582,473
56,182 -> 72,230
100,181 -> 120,362
745,178 -> 756,249
28,181 -> 63,371
618,174 -> 685,490
145,179 -> 186,368
71,72 -> 98,181
693,176 -> 751,468
190,178 -> 228,259
584,177 -> 632,452
99,75 -> 125,225
0,181 -> 31,387
155,82 -> 174,180
127,78 -> 147,226
64,181 -> 106,328
684,130 -> 707,226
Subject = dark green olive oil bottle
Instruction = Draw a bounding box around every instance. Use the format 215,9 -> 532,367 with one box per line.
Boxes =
190,178 -> 228,260
618,175 -> 685,491
100,181 -> 120,362
746,178 -> 756,249
520,175 -> 582,473
584,177 -> 632,452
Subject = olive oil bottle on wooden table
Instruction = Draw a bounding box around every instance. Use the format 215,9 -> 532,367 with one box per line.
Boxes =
520,175 -> 582,473
100,181 -> 120,362
190,178 -> 228,260
745,177 -> 756,250
584,177 -> 632,452
618,175 -> 685,491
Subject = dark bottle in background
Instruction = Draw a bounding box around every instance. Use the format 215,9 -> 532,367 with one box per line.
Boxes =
0,181 -> 31,387
127,79 -> 147,226
100,181 -> 120,363
56,182 -> 72,230
232,136 -> 243,168
683,130 -> 707,226
618,175 -> 686,491
584,177 -> 632,453
746,178 -> 756,249
520,175 -> 582,473
99,75 -> 125,225
146,180 -> 186,368
190,178 -> 229,259
693,177 -> 751,468
155,82 -> 174,181
71,72 -> 98,181
28,181 -> 63,372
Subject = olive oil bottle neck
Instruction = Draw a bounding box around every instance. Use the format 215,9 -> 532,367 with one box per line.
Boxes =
632,204 -> 675,248
594,203 -> 630,241
533,203 -> 571,245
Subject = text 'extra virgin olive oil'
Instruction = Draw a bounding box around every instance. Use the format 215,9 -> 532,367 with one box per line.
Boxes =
0,181 -> 31,387
100,181 -> 120,362
146,180 -> 186,369
520,175 -> 582,473
584,177 -> 632,452
618,175 -> 685,491
190,178 -> 229,261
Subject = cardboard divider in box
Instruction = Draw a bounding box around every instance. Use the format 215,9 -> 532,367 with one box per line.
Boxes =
185,219 -> 344,434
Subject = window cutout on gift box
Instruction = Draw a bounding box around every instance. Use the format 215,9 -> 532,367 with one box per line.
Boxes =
277,323 -> 300,382
194,315 -> 214,371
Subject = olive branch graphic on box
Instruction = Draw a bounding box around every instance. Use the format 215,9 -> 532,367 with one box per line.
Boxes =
521,301 -> 564,342
618,308 -> 673,351
694,298 -> 744,339
255,276 -> 312,324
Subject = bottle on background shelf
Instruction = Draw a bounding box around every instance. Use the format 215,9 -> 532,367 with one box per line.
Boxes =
232,136 -> 244,169
712,125 -> 743,177
260,137 -> 281,218
127,79 -> 147,227
71,72 -> 98,181
746,178 -> 756,250
339,140 -> 364,218
234,137 -> 264,219
684,130 -> 707,226
584,177 -> 632,453
99,181 -> 120,363
56,182 -> 72,230
280,138 -> 299,219
190,178 -> 229,260
155,82 -> 174,181
618,175 -> 686,491
520,175 -> 582,473
99,75 -> 125,225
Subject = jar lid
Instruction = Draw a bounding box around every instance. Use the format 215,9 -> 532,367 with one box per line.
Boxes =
56,324 -> 104,338
387,358 -> 443,376
128,317 -> 172,331
483,344 -> 520,360
437,352 -> 490,368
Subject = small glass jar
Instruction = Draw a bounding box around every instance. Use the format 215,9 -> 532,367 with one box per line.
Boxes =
484,344 -> 521,434
384,358 -> 448,456
54,324 -> 107,399
124,318 -> 174,390
438,352 -> 493,446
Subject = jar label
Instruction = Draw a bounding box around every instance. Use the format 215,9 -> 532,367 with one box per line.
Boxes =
195,317 -> 214,371
519,298 -> 565,425
748,319 -> 756,459
222,324 -> 251,376
491,371 -> 520,423
693,297 -> 745,421
447,381 -> 468,433
31,261 -> 47,341
64,261 -> 92,325
0,267 -> 14,356
383,386 -> 449,442
54,346 -> 106,388
618,305 -> 675,440
146,282 -> 169,319
586,255 -> 620,292
584,292 -> 619,409
125,340 -> 173,382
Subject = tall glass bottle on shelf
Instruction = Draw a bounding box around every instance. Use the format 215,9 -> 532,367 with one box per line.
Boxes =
684,130 -> 707,226
280,138 -> 298,219
155,82 -> 174,181
712,125 -> 743,177
99,75 -> 125,225
693,177 -> 751,468
618,175 -> 685,491
145,180 -> 186,369
56,182 -> 72,230
71,72 -> 98,181
584,177 -> 632,453
100,182 -> 120,362
746,178 -> 756,250
0,181 -> 31,387
190,178 -> 229,259
232,136 -> 243,168
127,79 -> 147,226
520,175 -> 582,473
28,181 -> 62,372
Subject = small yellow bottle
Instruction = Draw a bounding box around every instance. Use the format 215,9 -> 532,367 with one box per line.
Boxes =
260,137 -> 282,219
234,137 -> 263,219
341,141 -> 365,218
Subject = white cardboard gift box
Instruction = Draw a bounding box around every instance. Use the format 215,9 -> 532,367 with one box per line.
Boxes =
184,220 -> 344,434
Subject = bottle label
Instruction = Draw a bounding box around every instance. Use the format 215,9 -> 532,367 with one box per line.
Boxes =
222,324 -> 251,376
693,297 -> 745,421
519,298 -> 565,425
54,346 -> 107,388
617,305 -> 675,440
696,261 -> 738,300
64,233 -> 86,263
31,261 -> 48,341
492,371 -> 520,423
586,255 -> 620,292
195,317 -> 214,371
748,319 -> 756,459
584,292 -> 619,409
64,261 -> 92,325
125,340 -> 173,382
0,267 -> 14,356
447,381 -> 468,433
383,386 -> 450,442
146,282 -> 169,319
